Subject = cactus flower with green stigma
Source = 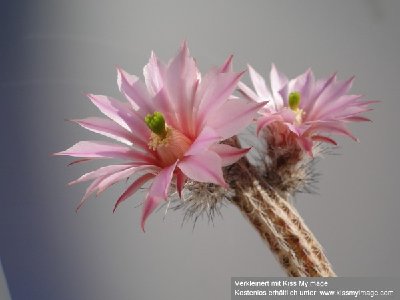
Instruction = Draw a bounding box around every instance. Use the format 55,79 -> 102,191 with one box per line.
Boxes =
239,64 -> 376,155
55,42 -> 265,230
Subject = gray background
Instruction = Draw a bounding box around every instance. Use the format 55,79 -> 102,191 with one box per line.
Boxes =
1,1 -> 399,299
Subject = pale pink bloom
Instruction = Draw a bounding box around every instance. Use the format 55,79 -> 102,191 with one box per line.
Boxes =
238,64 -> 375,155
56,43 -> 264,230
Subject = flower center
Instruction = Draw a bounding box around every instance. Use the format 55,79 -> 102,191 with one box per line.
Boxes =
288,91 -> 304,124
145,111 -> 167,139
145,112 -> 192,166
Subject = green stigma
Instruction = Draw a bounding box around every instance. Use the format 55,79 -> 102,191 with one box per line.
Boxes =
145,111 -> 167,138
288,91 -> 301,111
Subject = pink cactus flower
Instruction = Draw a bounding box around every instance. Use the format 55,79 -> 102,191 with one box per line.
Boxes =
56,43 -> 264,230
239,64 -> 375,155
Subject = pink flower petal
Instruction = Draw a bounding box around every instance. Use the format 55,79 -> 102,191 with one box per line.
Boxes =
219,55 -> 233,73
141,162 -> 177,231
308,94 -> 362,121
297,136 -> 314,156
148,162 -> 177,199
55,141 -> 156,162
290,69 -> 314,108
117,68 -> 154,117
164,42 -> 198,136
87,94 -> 150,147
55,141 -> 133,158
71,117 -> 134,145
140,195 -> 159,232
75,177 -> 104,211
270,64 -> 288,106
74,165 -> 157,211
113,173 -> 155,212
286,122 -> 311,137
304,73 -> 336,113
309,76 -> 355,120
87,94 -> 131,131
345,116 -> 371,122
311,135 -> 338,145
96,165 -> 159,196
151,88 -> 180,130
206,99 -> 266,139
178,150 -> 227,187
184,127 -> 220,157
69,164 -> 132,185
309,121 -> 358,141
248,64 -> 271,99
197,71 -> 245,127
68,158 -> 92,166
176,170 -> 186,198
192,68 -> 217,110
237,81 -> 263,103
143,51 -> 164,96
210,144 -> 250,166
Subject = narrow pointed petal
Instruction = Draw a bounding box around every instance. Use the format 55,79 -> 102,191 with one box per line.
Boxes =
117,68 -> 153,116
311,135 -> 337,145
55,141 -> 156,162
178,151 -> 227,187
210,144 -> 250,166
140,162 -> 177,230
75,177 -> 104,211
176,170 -> 186,198
308,94 -> 362,121
290,69 -> 314,108
287,123 -> 311,136
184,127 -> 220,157
197,71 -> 245,124
345,116 -> 371,122
96,165 -> 159,195
206,99 -> 266,139
143,51 -> 164,96
87,94 -> 132,131
237,81 -> 263,103
192,68 -> 218,110
305,73 -> 336,113
75,166 -> 157,211
310,121 -> 359,141
164,43 -> 198,135
248,65 -> 271,99
113,173 -> 155,212
152,87 -> 179,129
71,117 -> 134,145
69,164 -> 132,185
297,137 -> 314,157
55,141 -> 134,159
309,76 -> 355,119
68,158 -> 92,166
148,162 -> 177,199
270,64 -> 288,106
141,195 -> 159,232
87,94 -> 150,146
219,55 -> 233,73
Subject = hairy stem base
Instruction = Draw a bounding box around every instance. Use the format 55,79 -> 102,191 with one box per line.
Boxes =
225,141 -> 336,277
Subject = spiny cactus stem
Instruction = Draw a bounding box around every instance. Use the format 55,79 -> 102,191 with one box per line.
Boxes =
225,139 -> 336,277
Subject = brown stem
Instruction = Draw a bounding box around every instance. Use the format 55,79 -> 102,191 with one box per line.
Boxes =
225,142 -> 336,277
